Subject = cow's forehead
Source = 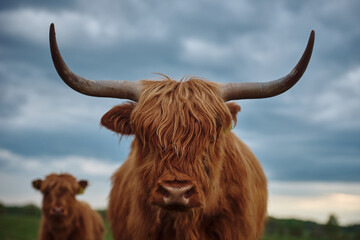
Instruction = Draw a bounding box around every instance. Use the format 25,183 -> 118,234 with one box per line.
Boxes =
132,78 -> 233,158
136,78 -> 227,120
42,174 -> 77,191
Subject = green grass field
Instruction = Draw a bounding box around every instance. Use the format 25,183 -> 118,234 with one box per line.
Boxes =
0,214 -> 113,240
1,207 -> 359,240
0,214 -> 39,240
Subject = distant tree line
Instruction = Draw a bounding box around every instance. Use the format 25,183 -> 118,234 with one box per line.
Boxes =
0,202 -> 41,217
264,214 -> 360,240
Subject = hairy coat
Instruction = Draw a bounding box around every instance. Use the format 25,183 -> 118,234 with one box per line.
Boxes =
32,173 -> 104,240
101,78 -> 268,240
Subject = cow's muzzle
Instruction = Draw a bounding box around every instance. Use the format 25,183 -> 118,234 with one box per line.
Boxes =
151,180 -> 202,211
49,206 -> 66,217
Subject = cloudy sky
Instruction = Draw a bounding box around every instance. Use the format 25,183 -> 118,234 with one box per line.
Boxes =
0,0 -> 359,225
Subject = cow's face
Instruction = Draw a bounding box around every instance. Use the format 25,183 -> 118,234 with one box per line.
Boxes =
32,174 -> 88,220
101,78 -> 240,212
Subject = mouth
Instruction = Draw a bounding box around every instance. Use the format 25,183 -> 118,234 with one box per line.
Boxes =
46,215 -> 65,222
152,200 -> 204,213
49,213 -> 65,218
161,203 -> 192,212
47,210 -> 67,219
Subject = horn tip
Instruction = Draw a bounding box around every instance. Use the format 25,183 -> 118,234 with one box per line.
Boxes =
310,30 -> 315,40
50,23 -> 55,33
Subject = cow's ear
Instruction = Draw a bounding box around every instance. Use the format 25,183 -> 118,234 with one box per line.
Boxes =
100,102 -> 136,135
32,179 -> 43,190
226,102 -> 241,124
77,180 -> 88,195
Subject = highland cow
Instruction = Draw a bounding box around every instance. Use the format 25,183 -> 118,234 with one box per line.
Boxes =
32,173 -> 104,240
49,23 -> 314,240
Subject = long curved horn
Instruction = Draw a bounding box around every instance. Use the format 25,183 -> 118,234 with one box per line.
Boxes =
49,23 -> 141,101
220,31 -> 315,101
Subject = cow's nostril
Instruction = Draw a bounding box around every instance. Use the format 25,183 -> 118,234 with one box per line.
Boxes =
184,187 -> 195,199
157,185 -> 170,198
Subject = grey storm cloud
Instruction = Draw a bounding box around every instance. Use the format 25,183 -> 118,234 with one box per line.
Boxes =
0,0 -> 359,184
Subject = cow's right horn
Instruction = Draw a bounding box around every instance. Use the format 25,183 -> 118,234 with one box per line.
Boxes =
220,31 -> 315,101
49,23 -> 141,101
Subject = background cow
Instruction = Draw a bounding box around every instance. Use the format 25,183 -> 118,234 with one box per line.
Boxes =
49,23 -> 314,240
32,173 -> 104,240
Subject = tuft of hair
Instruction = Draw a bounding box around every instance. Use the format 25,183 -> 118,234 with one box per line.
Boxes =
131,76 -> 235,160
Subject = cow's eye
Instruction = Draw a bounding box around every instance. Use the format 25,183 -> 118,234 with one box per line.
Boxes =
204,165 -> 210,177
202,157 -> 211,177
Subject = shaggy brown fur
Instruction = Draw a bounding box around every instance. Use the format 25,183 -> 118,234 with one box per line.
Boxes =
32,173 -> 104,240
101,77 -> 267,240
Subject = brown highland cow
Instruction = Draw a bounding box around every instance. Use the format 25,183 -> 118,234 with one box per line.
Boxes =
49,23 -> 314,240
32,173 -> 104,240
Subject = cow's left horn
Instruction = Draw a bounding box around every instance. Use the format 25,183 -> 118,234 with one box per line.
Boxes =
49,23 -> 141,101
220,31 -> 315,101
